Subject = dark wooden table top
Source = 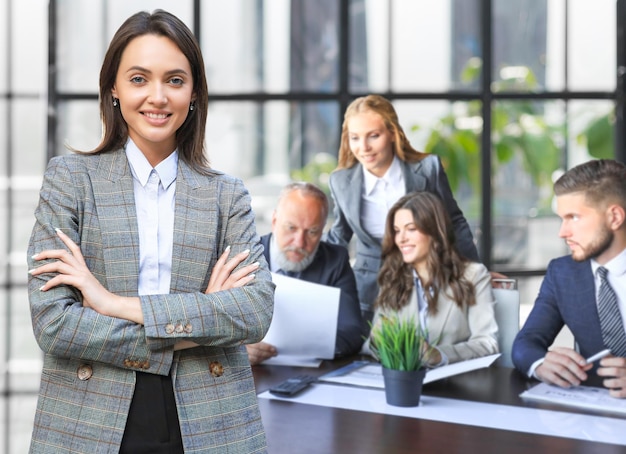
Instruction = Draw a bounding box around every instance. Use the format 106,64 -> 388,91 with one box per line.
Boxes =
252,356 -> 626,454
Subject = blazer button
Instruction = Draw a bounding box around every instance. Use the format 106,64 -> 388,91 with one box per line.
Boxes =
123,359 -> 132,368
141,361 -> 150,369
77,364 -> 93,381
209,361 -> 224,377
165,323 -> 175,334
183,323 -> 193,333
175,323 -> 184,333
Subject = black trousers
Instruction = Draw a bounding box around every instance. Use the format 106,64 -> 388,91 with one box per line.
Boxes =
119,372 -> 184,453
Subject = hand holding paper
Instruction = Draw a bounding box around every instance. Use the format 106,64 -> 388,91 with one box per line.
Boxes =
259,273 -> 340,367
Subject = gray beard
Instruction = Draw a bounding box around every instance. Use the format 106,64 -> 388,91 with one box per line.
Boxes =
274,243 -> 319,273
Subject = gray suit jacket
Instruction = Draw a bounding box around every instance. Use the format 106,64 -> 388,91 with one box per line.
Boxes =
27,150 -> 274,453
326,155 -> 479,315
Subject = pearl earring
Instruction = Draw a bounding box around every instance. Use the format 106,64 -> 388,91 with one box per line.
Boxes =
113,98 -> 119,107
189,103 -> 195,111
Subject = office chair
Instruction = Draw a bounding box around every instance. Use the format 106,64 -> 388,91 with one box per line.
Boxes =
492,287 -> 520,368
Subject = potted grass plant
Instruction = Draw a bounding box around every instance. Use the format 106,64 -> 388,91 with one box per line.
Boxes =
369,315 -> 435,407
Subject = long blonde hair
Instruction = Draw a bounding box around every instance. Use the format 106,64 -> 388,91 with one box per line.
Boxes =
336,95 -> 427,169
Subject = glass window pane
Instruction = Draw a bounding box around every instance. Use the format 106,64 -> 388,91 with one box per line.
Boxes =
12,99 -> 47,176
491,100 -> 565,270
207,101 -> 263,178
370,0 -> 482,92
492,0 -> 549,92
0,2 -> 8,93
568,100 -> 615,166
202,1 -> 267,93
57,100 -> 102,154
568,1 -> 615,91
12,0 -> 47,93
8,395 -> 38,454
57,0 -> 193,93
203,0 -> 339,94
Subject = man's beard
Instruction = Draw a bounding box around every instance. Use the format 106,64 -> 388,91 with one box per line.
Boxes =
274,243 -> 319,273
571,226 -> 613,262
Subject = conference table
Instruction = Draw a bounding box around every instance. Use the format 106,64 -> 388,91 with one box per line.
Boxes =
252,356 -> 626,453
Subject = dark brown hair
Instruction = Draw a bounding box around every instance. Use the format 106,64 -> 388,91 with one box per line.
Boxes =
554,159 -> 626,210
375,191 -> 475,312
84,9 -> 212,174
336,94 -> 427,170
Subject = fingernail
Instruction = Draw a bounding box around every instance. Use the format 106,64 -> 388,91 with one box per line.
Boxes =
39,285 -> 46,292
225,245 -> 231,251
248,274 -> 256,280
28,269 -> 35,274
31,253 -> 39,259
55,227 -> 62,234
253,261 -> 260,267
243,249 -> 250,255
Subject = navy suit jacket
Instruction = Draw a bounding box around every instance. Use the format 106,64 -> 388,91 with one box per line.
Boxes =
326,155 -> 479,315
512,255 -> 606,377
260,234 -> 365,356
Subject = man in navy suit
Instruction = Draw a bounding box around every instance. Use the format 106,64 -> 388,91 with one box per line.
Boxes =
512,159 -> 626,397
247,182 -> 365,364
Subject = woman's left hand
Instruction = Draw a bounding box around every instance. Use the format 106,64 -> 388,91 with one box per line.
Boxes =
30,228 -> 120,316
205,246 -> 259,293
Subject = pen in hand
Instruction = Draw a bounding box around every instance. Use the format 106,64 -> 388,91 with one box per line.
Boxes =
585,348 -> 611,364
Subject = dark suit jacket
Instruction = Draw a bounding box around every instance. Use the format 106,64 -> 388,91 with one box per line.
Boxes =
261,234 -> 365,356
512,255 -> 606,378
326,154 -> 479,315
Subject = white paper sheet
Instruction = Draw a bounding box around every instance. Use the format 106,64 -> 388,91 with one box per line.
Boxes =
319,354 -> 500,387
258,383 -> 626,445
260,272 -> 340,367
520,382 -> 626,415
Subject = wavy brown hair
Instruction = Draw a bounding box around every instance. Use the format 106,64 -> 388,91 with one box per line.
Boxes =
78,10 -> 212,175
336,94 -> 428,170
375,191 -> 476,313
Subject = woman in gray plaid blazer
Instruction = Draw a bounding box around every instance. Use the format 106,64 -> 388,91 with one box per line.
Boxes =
27,10 -> 274,453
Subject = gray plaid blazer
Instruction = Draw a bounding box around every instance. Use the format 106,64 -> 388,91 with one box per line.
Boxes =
27,149 -> 274,453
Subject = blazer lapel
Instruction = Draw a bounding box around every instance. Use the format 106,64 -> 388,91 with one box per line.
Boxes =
403,160 -> 428,193
425,289 -> 455,345
169,161 -> 218,293
91,150 -> 141,296
340,165 -> 379,246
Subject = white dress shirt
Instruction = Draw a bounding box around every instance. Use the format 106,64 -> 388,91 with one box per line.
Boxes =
360,156 -> 405,239
125,139 -> 178,296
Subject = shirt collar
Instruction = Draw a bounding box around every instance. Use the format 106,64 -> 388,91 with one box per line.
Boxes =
363,155 -> 403,196
591,247 -> 626,277
125,138 -> 178,189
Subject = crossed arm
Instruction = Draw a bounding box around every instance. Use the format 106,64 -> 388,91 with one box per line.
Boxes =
30,228 -> 259,351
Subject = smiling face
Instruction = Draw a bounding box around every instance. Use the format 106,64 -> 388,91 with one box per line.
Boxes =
111,34 -> 195,164
394,208 -> 432,273
346,110 -> 395,178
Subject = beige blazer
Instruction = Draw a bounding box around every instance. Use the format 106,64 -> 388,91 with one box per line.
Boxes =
365,262 -> 499,364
